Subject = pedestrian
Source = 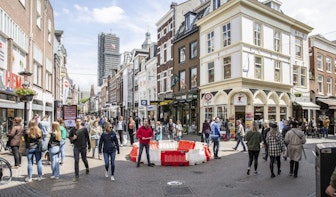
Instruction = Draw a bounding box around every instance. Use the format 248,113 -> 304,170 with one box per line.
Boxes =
284,122 -> 306,178
39,115 -> 50,159
69,117 -> 91,182
281,120 -> 291,160
233,120 -> 246,152
24,120 -> 43,182
155,121 -> 163,141
136,119 -> 154,167
128,117 -> 136,145
48,121 -> 62,179
175,120 -> 183,141
7,117 -> 23,168
116,116 -> 126,146
266,123 -> 285,178
90,120 -> 103,159
57,118 -> 67,165
98,122 -> 120,181
245,121 -> 263,175
211,117 -> 221,159
323,116 -> 330,138
224,119 -> 231,141
326,166 -> 336,197
202,119 -> 211,146
261,120 -> 270,161
166,119 -> 176,140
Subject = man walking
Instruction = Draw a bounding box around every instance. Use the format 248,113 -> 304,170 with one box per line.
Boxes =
233,120 -> 246,152
136,119 -> 154,167
211,117 -> 221,159
69,117 -> 91,182
116,116 -> 126,146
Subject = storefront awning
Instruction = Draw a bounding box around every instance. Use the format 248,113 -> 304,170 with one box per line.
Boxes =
159,100 -> 173,106
318,98 -> 336,109
294,101 -> 320,110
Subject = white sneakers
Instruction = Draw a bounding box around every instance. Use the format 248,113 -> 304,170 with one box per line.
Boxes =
104,171 -> 115,181
25,177 -> 32,182
50,176 -> 59,180
37,176 -> 42,181
105,171 -> 108,178
111,176 -> 115,181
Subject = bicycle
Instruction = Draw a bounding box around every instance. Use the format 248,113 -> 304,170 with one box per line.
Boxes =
0,157 -> 12,184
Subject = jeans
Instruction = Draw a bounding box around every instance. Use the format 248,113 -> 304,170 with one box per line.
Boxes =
59,139 -> 66,162
129,129 -> 135,145
11,146 -> 21,166
204,133 -> 210,146
117,130 -> 123,144
270,156 -> 281,175
213,138 -> 220,157
27,148 -> 42,178
248,150 -> 260,171
73,147 -> 89,177
50,146 -> 60,177
323,127 -> 329,138
137,143 -> 150,165
226,130 -> 230,141
103,151 -> 116,176
234,136 -> 246,151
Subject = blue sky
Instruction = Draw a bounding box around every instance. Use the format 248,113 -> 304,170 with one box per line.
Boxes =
50,0 -> 336,91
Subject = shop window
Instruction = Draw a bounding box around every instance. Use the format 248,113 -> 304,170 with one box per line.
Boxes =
254,106 -> 264,120
204,107 -> 213,121
280,107 -> 287,120
268,106 -> 276,121
217,105 -> 227,120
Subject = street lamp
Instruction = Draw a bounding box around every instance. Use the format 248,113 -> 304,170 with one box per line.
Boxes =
18,70 -> 33,130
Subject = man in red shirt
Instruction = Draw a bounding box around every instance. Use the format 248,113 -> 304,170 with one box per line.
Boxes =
136,119 -> 154,167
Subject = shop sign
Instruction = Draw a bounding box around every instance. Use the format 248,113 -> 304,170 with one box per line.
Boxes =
141,100 -> 147,106
6,71 -> 23,89
234,93 -> 247,106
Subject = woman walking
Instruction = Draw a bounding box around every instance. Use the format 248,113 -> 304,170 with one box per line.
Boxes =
176,120 -> 183,141
128,117 -> 135,145
57,118 -> 67,165
266,123 -> 285,178
90,121 -> 102,159
49,122 -> 62,179
155,121 -> 163,141
202,120 -> 211,146
24,120 -> 43,182
284,122 -> 306,178
7,117 -> 24,168
98,122 -> 120,181
245,121 -> 263,175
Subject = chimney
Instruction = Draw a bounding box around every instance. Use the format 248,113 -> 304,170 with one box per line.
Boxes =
171,2 -> 178,9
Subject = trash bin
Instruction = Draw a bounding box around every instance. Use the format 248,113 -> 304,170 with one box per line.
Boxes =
316,143 -> 336,197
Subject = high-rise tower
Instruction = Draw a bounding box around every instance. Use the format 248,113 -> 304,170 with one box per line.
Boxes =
97,33 -> 121,86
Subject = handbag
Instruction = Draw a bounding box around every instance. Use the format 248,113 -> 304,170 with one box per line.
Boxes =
39,140 -> 48,152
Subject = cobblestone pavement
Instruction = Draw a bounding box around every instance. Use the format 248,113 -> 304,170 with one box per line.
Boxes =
0,134 -> 335,197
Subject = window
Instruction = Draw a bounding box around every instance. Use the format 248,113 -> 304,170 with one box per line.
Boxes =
212,0 -> 221,10
327,77 -> 332,95
293,66 -> 298,86
190,67 -> 197,88
295,37 -> 302,57
160,73 -> 164,92
318,75 -> 323,93
190,41 -> 197,59
223,56 -> 231,79
254,23 -> 261,46
179,71 -> 186,91
36,0 -> 41,29
274,31 -> 280,52
46,72 -> 52,91
204,107 -> 213,121
326,57 -> 332,72
334,58 -> 336,73
208,62 -> 214,83
48,19 -> 52,43
300,67 -> 306,87
293,66 -> 306,87
33,61 -> 42,86
207,31 -> 214,53
179,46 -> 186,63
317,54 -> 323,70
223,23 -> 231,47
254,57 -> 262,79
167,70 -> 171,91
274,61 -> 281,82
217,105 -> 227,120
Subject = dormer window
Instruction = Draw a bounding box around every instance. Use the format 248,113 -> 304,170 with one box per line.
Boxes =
185,12 -> 196,31
263,0 -> 282,12
212,0 -> 221,10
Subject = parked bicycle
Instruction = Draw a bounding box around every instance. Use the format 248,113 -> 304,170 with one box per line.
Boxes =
0,157 -> 12,184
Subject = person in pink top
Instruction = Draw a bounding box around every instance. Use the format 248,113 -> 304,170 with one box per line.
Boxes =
136,119 -> 154,167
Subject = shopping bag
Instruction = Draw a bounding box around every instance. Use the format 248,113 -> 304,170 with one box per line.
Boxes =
19,136 -> 26,155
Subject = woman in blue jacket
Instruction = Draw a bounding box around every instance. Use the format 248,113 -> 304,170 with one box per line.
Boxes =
98,122 -> 120,181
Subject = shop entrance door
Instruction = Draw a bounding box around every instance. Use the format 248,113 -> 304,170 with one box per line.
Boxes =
235,106 -> 246,123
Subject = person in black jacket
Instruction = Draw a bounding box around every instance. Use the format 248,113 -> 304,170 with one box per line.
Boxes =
99,122 -> 120,181
69,117 -> 91,182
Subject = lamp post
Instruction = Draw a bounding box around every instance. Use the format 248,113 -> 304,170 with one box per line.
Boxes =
18,70 -> 33,130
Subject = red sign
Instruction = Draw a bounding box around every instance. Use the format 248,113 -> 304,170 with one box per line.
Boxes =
204,93 -> 212,101
64,80 -> 69,88
6,71 -> 23,89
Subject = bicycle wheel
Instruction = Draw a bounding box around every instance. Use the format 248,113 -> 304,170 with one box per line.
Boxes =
0,158 -> 12,184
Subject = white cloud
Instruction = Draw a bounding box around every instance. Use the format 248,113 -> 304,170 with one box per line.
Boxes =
72,4 -> 125,24
62,8 -> 70,15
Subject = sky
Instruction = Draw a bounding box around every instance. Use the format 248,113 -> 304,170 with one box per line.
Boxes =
50,0 -> 336,91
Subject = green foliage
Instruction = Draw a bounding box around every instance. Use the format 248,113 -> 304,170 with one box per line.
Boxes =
80,97 -> 90,103
14,87 -> 37,96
